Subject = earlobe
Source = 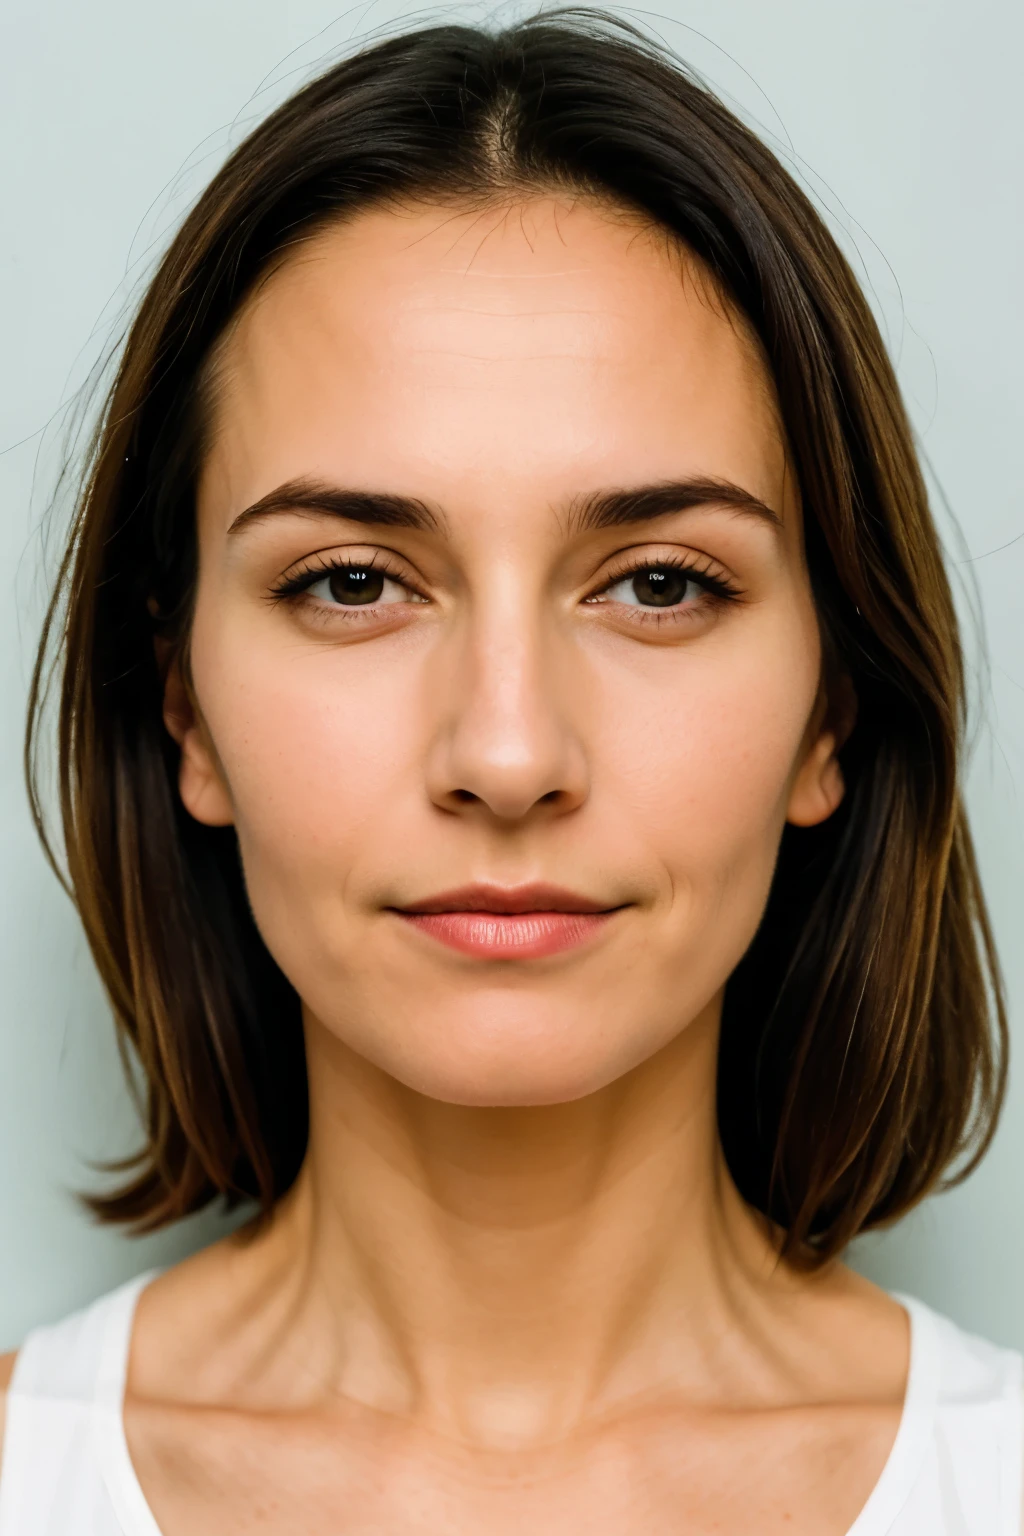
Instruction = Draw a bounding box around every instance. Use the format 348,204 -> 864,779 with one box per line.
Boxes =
786,672 -> 856,829
161,654 -> 235,828
786,730 -> 846,828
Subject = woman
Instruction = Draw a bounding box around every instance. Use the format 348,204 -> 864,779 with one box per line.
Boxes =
0,11 -> 1017,1532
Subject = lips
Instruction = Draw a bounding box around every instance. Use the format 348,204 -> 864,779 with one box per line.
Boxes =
390,884 -> 622,959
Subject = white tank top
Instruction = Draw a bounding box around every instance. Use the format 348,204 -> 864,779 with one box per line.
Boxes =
0,1270 -> 1021,1534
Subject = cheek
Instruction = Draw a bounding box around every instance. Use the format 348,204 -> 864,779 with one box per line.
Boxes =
189,617 -> 424,900
595,613 -> 820,902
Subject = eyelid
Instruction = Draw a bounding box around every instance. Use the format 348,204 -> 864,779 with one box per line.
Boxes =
268,542 -> 743,612
588,546 -> 743,601
271,546 -> 427,601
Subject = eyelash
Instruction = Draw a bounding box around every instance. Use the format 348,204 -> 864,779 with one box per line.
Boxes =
269,550 -> 742,624
586,552 -> 741,625
269,552 -> 421,608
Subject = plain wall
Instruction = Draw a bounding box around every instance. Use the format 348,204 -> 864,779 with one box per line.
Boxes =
1,0 -> 1021,1350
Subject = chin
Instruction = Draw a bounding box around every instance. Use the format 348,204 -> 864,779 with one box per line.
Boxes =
379,1022 -> 652,1109
310,990 -> 687,1108
407,1072 -> 611,1109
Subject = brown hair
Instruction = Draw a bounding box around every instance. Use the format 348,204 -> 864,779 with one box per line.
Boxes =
27,9 -> 1006,1261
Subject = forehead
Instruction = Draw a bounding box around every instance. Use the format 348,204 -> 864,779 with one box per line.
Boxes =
199,197 -> 789,528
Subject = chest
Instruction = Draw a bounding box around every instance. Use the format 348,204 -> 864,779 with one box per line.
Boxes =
123,1399 -> 902,1536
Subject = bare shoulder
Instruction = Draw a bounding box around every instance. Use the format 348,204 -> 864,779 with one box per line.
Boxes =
127,1224 -> 272,1404
765,1259 -> 910,1412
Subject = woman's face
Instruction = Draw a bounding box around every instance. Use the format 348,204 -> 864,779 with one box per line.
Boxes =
172,196 -> 844,1105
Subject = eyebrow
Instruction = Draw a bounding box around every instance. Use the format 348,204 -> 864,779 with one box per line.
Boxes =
226,474 -> 781,538
564,477 -> 782,536
228,478 -> 441,536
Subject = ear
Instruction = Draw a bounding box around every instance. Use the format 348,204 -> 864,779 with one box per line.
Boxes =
786,673 -> 857,829
161,649 -> 235,827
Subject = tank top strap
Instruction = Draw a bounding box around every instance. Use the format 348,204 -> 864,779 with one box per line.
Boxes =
926,1297 -> 1024,1534
874,1292 -> 1024,1536
91,1271 -> 166,1536
0,1270 -> 161,1536
845,1292 -> 944,1534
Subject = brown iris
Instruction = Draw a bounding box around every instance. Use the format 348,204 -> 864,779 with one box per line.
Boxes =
328,566 -> 386,605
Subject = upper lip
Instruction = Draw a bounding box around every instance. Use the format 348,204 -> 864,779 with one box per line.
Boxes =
394,884 -> 619,915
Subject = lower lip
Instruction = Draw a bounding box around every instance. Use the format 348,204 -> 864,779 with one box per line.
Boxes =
396,910 -> 615,959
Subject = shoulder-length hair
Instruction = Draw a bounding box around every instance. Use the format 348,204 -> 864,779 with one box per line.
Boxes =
27,8 -> 1006,1262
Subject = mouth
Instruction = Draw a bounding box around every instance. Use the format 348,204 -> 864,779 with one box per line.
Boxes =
388,884 -> 625,960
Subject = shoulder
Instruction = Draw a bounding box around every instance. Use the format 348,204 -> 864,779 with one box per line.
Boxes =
0,1271 -> 162,1509
903,1292 -> 1023,1398
0,1269 -> 161,1416
895,1296 -> 1024,1529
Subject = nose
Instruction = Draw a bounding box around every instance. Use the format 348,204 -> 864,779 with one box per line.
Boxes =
424,606 -> 590,824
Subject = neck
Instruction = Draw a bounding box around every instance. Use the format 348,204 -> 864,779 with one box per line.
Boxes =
250,997 -> 790,1444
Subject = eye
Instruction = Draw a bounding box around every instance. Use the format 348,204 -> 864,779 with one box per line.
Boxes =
306,564 -> 415,607
601,565 -> 707,608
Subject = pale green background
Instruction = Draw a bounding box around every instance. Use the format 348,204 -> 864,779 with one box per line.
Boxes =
1,0 -> 1021,1349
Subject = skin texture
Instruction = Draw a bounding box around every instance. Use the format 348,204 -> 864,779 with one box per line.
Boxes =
179,198 -> 840,1108
2,197 -> 917,1532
